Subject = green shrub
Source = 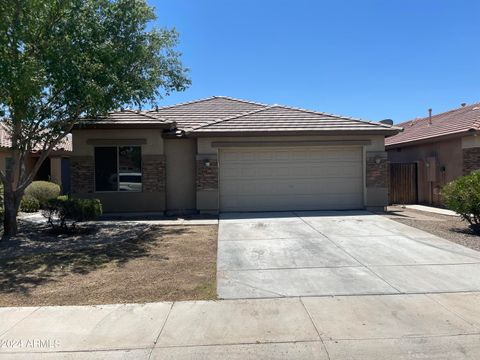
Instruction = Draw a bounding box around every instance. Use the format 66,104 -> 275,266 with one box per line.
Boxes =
20,196 -> 40,212
442,171 -> 480,232
24,181 -> 61,208
42,196 -> 102,232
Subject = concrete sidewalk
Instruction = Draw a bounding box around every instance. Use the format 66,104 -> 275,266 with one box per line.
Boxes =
404,204 -> 458,216
1,292 -> 480,359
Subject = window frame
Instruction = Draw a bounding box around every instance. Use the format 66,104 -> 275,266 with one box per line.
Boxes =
94,145 -> 142,193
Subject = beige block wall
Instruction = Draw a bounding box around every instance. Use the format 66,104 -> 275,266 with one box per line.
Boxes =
196,135 -> 388,212
72,128 -> 166,213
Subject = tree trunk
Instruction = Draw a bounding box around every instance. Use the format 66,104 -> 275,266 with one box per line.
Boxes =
2,189 -> 22,238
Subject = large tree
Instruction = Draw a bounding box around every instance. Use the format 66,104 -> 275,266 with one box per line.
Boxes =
0,0 -> 190,237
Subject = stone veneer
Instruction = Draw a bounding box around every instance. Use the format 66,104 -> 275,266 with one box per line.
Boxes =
366,153 -> 388,188
196,159 -> 218,191
71,156 -> 94,194
142,154 -> 166,192
463,147 -> 480,175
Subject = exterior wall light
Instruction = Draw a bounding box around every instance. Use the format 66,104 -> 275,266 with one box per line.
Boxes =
204,160 -> 211,167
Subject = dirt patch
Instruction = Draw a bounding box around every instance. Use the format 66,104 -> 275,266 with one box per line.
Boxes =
386,206 -> 480,252
0,224 -> 217,306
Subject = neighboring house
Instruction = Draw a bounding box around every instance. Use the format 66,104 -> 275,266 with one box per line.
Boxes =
386,103 -> 480,205
71,96 -> 400,214
0,123 -> 72,193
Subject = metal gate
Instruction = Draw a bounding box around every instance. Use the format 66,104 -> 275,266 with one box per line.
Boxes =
389,163 -> 418,205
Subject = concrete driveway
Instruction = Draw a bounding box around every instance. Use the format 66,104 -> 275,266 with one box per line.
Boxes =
218,211 -> 480,299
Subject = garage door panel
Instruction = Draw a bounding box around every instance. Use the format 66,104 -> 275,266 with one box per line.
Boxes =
219,147 -> 364,212
222,178 -> 363,195
221,163 -> 362,179
222,148 -> 361,162
221,193 -> 364,212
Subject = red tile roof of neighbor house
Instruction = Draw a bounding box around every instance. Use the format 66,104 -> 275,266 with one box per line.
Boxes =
385,102 -> 480,148
0,123 -> 72,152
147,96 -> 401,135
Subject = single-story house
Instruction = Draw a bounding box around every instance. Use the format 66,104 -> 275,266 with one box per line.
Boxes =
386,103 -> 480,205
0,123 -> 72,193
71,96 -> 401,214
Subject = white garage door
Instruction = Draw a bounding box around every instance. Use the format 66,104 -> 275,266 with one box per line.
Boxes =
219,146 -> 364,212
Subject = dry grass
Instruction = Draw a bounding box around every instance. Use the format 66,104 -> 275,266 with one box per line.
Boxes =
0,225 -> 217,306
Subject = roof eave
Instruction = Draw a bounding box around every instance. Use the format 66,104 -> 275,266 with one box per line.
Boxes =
385,129 -> 475,149
73,122 -> 175,130
187,128 -> 402,138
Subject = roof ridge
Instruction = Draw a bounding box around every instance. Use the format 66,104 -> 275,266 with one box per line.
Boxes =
83,109 -> 172,124
147,96 -> 219,111
137,111 -> 170,122
398,102 -> 480,127
272,104 -> 398,129
147,95 -> 269,113
212,95 -> 270,107
188,105 -> 274,131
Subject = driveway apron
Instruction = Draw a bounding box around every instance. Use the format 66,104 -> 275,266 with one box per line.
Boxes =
217,211 -> 480,299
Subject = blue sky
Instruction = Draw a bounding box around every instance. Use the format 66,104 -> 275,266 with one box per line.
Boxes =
150,0 -> 479,123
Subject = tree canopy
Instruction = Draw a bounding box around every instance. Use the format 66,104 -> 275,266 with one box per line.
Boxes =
0,0 -> 190,236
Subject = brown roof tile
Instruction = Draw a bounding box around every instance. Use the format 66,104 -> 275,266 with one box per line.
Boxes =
147,96 -> 265,130
77,109 -> 173,129
147,96 -> 399,135
75,96 -> 400,135
385,103 -> 480,147
190,103 -> 399,134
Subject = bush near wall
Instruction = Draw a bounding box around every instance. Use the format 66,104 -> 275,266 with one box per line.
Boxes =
24,181 -> 61,208
442,171 -> 480,233
43,196 -> 102,232
20,196 -> 40,213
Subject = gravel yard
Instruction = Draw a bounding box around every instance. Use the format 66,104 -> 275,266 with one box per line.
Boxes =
0,220 -> 217,306
385,206 -> 480,252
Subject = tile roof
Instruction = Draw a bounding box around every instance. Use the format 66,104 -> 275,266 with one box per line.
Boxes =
146,96 -> 399,135
147,96 -> 265,130
385,103 -> 480,147
77,109 -> 173,128
0,123 -> 72,152
191,104 -> 398,134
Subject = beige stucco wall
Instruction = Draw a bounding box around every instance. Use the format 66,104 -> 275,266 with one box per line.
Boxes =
165,138 -> 196,214
461,134 -> 480,149
71,128 -> 166,213
73,129 -> 165,155
70,131 -> 390,213
387,137 -> 463,205
196,135 -> 388,212
0,149 -> 48,185
50,157 -> 62,185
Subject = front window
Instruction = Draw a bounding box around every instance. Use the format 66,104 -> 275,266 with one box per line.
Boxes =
94,146 -> 142,192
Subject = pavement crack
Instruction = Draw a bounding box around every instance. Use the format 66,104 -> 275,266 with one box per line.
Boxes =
0,306 -> 40,338
300,297 -> 331,360
148,302 -> 174,360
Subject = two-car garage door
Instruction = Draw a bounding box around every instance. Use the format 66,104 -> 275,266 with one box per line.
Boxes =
219,147 -> 364,212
